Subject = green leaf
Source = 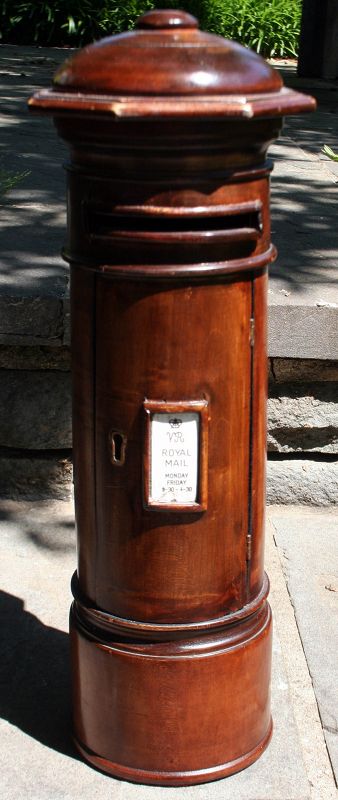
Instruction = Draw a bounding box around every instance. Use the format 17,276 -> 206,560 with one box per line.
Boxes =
322,145 -> 338,162
0,167 -> 30,198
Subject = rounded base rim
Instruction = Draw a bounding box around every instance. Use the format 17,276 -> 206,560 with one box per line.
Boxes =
73,718 -> 273,786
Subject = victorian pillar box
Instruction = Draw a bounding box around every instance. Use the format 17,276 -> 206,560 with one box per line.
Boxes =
29,10 -> 314,786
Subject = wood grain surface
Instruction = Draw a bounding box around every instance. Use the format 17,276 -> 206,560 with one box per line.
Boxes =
29,7 -> 314,784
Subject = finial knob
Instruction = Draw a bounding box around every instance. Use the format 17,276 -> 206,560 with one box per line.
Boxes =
137,9 -> 198,29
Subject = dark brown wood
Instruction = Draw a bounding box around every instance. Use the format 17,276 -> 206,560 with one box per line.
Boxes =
50,8 -> 282,97
70,599 -> 272,786
249,270 -> 269,599
29,9 -> 315,785
28,9 -> 314,118
93,275 -> 251,622
29,87 -> 316,118
71,266 -> 98,603
60,124 -> 278,273
71,570 -> 270,638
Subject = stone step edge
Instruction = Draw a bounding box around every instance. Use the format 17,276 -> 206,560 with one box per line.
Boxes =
0,451 -> 337,506
0,295 -> 337,359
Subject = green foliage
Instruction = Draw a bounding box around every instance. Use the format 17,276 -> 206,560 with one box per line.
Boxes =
0,166 -> 30,198
0,0 -> 302,57
201,0 -> 302,57
323,145 -> 338,162
0,1 -> 101,45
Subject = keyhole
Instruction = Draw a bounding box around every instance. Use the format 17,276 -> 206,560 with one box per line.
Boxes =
111,432 -> 126,465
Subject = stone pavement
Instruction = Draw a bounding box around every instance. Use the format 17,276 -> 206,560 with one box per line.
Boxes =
0,500 -> 337,799
269,63 -> 338,361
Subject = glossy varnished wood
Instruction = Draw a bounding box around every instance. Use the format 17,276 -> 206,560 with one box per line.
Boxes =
71,266 -> 97,602
94,276 -> 251,622
249,270 -> 269,598
71,570 -> 270,638
29,11 -> 314,118
70,599 -> 272,785
29,9 -> 315,785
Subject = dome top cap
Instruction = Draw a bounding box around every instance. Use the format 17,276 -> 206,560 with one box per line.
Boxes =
52,8 -> 282,97
29,9 -> 316,119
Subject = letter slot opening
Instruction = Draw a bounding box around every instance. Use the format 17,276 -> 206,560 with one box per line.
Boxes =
85,200 -> 263,245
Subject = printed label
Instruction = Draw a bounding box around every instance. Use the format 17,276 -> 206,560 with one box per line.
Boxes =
150,412 -> 199,505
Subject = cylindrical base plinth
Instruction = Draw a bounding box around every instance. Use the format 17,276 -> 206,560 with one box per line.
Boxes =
70,598 -> 272,786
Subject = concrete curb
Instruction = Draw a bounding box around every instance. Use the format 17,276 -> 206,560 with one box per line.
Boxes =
266,516 -> 337,799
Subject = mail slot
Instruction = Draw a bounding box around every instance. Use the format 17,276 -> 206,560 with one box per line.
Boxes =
29,9 -> 315,786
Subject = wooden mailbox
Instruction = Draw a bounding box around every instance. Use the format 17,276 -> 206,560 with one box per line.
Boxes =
29,10 -> 315,785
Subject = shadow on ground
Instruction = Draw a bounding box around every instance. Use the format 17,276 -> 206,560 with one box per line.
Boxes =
0,588 -> 78,759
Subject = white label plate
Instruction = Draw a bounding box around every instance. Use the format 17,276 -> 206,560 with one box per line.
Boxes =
150,412 -> 199,505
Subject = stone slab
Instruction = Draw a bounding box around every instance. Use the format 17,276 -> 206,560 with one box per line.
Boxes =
0,452 -> 72,500
1,352 -> 337,456
325,730 -> 338,783
2,372 -> 337,455
268,383 -> 338,454
268,305 -> 338,360
265,515 -> 337,799
269,506 -> 338,785
0,370 -> 72,449
1,453 -> 337,505
269,358 -> 338,383
267,459 -> 338,505
0,499 -> 332,800
0,296 -> 67,346
0,344 -> 70,370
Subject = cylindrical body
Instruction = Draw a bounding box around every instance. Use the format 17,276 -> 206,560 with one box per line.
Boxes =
29,10 -> 315,785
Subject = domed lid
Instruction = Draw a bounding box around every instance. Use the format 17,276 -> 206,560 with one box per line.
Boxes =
53,9 -> 282,96
29,9 -> 316,119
